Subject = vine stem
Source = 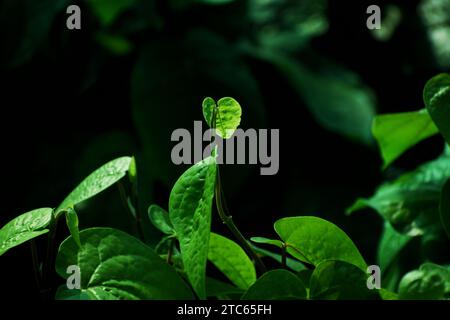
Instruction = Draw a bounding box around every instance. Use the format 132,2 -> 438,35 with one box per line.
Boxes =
30,239 -> 41,292
118,181 -> 145,241
214,164 -> 267,275
167,238 -> 175,265
281,244 -> 287,269
42,214 -> 58,299
210,104 -> 266,274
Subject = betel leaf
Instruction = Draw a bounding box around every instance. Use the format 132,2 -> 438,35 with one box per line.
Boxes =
440,179 -> 450,238
208,233 -> 256,290
56,157 -> 132,216
168,156 -> 217,299
424,73 -> 450,144
250,243 -> 306,272
55,286 -> 92,300
348,147 -> 450,235
274,216 -> 367,271
310,260 -> 376,300
398,263 -> 450,300
0,208 -> 53,256
372,109 -> 438,169
148,205 -> 174,235
250,237 -> 283,248
55,228 -> 194,300
377,221 -> 412,271
65,208 -> 81,248
241,269 -> 307,300
202,97 -> 242,139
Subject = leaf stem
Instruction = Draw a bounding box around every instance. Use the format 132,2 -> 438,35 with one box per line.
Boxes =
215,167 -> 267,274
42,213 -> 58,299
30,239 -> 41,292
281,243 -> 287,269
167,238 -> 175,265
118,181 -> 145,241
210,104 -> 266,275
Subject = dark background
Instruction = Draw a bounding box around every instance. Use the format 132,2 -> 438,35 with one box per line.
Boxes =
0,0 -> 448,299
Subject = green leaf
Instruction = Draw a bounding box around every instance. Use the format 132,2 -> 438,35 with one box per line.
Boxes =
202,97 -> 242,139
250,237 -> 283,248
398,263 -> 450,300
274,216 -> 367,270
424,73 -> 450,144
208,233 -> 256,290
310,260 -> 376,300
195,0 -> 236,5
372,109 -> 438,169
55,227 -> 194,300
347,148 -> 450,235
148,205 -> 174,235
440,179 -> 450,238
250,243 -> 306,272
168,156 -> 217,299
56,157 -> 132,216
65,208 -> 81,248
87,0 -> 136,26
0,208 -> 53,256
241,269 -> 307,300
377,221 -> 412,271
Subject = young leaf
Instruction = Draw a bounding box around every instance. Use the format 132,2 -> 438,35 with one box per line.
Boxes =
348,147 -> 450,235
202,97 -> 242,139
128,156 -> 138,187
168,156 -> 217,299
440,179 -> 450,239
398,263 -> 450,300
310,260 -> 377,300
65,208 -> 81,248
250,237 -> 283,248
274,216 -> 367,271
208,233 -> 256,290
372,109 -> 438,169
424,73 -> 450,144
55,227 -> 194,300
87,0 -> 136,26
241,269 -> 307,300
56,157 -> 132,216
0,208 -> 53,256
148,205 -> 174,235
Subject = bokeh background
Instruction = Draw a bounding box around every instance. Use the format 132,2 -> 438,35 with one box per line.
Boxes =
1,0 -> 449,299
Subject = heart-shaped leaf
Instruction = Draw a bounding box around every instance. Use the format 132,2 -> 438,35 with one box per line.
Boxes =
241,269 -> 307,300
0,208 -> 53,256
202,97 -> 242,139
274,216 -> 367,271
56,157 -> 132,216
372,109 -> 438,169
55,227 -> 194,300
208,233 -> 256,290
169,156 -> 217,299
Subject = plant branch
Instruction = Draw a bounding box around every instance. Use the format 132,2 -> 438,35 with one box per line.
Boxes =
281,243 -> 287,269
167,238 -> 175,265
30,239 -> 41,292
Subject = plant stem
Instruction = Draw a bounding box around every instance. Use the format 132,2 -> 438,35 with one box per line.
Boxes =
42,214 -> 58,299
215,167 -> 267,274
281,244 -> 287,269
118,181 -> 145,241
30,239 -> 41,291
167,238 -> 175,265
210,104 -> 266,274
